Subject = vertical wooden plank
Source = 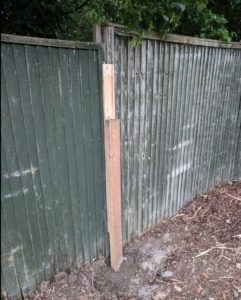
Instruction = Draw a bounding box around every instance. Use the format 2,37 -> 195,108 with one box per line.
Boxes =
105,119 -> 123,271
103,26 -> 115,63
71,48 -> 91,264
48,47 -> 69,271
102,62 -> 122,271
58,47 -> 79,268
102,64 -> 115,119
89,50 -> 107,258
93,24 -> 102,43
80,50 -> 98,261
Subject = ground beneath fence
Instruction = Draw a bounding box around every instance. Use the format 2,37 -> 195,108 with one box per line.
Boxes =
28,181 -> 241,300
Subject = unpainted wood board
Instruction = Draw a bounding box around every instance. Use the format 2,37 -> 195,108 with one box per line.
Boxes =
104,119 -> 123,272
102,64 -> 115,119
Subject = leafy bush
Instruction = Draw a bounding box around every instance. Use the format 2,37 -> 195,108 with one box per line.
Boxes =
1,0 -> 240,42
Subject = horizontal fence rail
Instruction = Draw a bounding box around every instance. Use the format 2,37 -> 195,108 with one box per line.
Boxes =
96,24 -> 241,241
1,35 -> 107,299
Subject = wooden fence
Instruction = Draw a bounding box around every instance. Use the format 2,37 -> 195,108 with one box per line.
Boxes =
94,23 -> 241,240
1,35 -> 107,299
1,26 -> 241,299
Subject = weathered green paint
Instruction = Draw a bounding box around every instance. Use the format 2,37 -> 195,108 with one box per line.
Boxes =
1,37 -> 107,299
102,25 -> 241,241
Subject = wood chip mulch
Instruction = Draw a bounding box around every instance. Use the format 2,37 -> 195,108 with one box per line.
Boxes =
27,181 -> 241,300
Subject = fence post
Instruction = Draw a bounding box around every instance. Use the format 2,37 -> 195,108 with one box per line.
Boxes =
93,24 -> 115,64
104,118 -> 123,271
96,24 -> 123,271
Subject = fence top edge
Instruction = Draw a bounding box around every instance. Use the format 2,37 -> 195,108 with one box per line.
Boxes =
103,22 -> 241,49
1,33 -> 104,51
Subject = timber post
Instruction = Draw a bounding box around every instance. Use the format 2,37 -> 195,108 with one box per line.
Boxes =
94,24 -> 123,271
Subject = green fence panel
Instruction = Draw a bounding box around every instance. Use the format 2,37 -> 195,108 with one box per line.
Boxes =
1,35 -> 107,299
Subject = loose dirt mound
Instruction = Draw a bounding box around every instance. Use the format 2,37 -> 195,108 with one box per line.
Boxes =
29,181 -> 241,300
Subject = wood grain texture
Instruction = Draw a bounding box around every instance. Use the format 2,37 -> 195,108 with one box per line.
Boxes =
102,62 -> 123,271
103,26 -> 115,63
104,119 -> 123,272
102,64 -> 115,119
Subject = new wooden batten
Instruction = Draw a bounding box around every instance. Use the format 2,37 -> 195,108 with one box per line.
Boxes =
102,63 -> 123,271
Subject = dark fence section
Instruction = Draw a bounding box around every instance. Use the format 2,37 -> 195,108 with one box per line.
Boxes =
1,35 -> 107,299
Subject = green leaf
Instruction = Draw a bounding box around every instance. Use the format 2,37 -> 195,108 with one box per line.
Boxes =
163,15 -> 170,22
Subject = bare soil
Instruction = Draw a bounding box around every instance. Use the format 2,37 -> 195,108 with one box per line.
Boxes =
29,181 -> 241,300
